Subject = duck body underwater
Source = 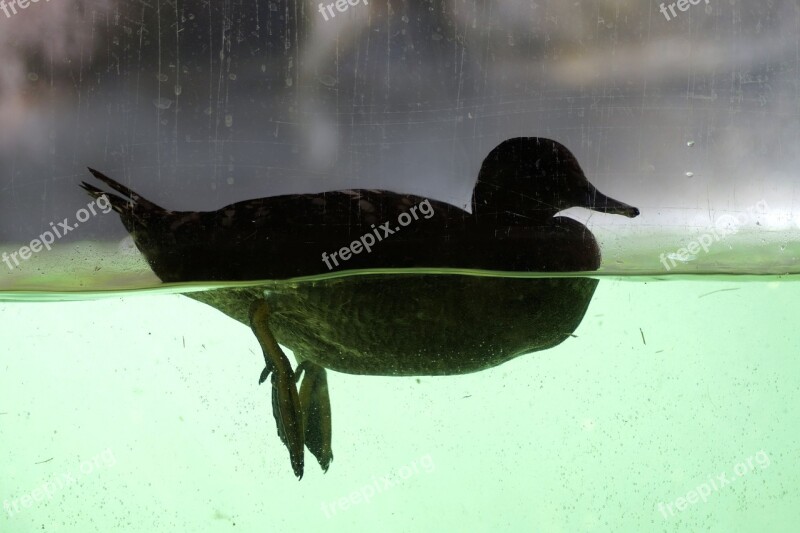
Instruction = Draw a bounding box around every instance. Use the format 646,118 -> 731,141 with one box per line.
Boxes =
82,137 -> 639,479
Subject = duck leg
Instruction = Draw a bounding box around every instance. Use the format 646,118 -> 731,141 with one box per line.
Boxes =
295,361 -> 333,472
249,300 -> 305,479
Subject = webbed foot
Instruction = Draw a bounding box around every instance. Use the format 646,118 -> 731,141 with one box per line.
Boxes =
295,361 -> 333,472
249,300 -> 305,479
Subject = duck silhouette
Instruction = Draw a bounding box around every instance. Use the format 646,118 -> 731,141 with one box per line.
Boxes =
81,137 -> 639,479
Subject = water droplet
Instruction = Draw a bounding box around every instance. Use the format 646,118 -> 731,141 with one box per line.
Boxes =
228,73 -> 237,81
153,98 -> 173,110
685,172 -> 694,178
157,73 -> 168,82
27,72 -> 39,81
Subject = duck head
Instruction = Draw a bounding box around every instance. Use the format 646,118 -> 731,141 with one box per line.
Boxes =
472,137 -> 640,223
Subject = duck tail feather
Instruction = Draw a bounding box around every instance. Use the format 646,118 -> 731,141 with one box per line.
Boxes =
79,182 -> 130,215
84,168 -> 163,213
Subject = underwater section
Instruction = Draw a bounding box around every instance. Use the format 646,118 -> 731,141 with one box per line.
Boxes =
2,278 -> 799,531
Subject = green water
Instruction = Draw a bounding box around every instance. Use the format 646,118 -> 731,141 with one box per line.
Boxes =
0,275 -> 796,532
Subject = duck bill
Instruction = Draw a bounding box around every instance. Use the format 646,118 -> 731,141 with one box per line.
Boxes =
585,186 -> 640,218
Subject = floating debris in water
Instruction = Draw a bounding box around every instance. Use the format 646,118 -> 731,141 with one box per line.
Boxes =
698,288 -> 741,299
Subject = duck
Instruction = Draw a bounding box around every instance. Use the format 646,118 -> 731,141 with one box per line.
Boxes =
81,137 -> 639,479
